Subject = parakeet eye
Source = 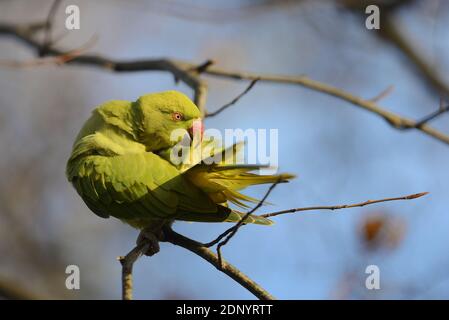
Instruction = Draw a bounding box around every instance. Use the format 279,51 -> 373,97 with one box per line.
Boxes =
171,112 -> 184,121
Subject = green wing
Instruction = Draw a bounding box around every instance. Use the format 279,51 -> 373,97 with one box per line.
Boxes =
68,151 -> 230,224
67,129 -> 275,227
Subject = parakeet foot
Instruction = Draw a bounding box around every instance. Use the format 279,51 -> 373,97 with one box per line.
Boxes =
137,228 -> 162,256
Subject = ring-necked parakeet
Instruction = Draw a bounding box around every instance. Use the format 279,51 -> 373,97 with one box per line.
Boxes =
66,91 -> 294,236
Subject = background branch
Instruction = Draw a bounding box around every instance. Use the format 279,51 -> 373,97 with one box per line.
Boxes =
1,21 -> 449,145
377,14 -> 449,98
343,0 -> 449,100
0,277 -> 43,300
40,0 -> 62,55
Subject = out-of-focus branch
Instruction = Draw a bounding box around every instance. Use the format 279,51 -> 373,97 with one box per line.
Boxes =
377,14 -> 449,98
1,21 -> 449,145
412,99 -> 449,128
369,85 -> 394,102
0,35 -> 97,67
343,0 -> 449,99
260,192 -> 428,218
0,277 -> 42,300
40,0 -> 62,55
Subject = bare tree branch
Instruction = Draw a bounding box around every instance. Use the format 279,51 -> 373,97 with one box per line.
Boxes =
343,1 -> 449,101
205,78 -> 260,117
377,14 -> 449,99
260,192 -> 428,218
1,21 -> 449,145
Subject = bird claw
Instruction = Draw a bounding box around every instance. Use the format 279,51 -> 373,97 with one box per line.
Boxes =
137,229 -> 161,256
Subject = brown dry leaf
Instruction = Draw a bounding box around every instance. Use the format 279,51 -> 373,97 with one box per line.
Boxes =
359,212 -> 406,251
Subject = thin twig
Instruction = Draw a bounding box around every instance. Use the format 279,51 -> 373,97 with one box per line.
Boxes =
412,100 -> 449,128
260,192 -> 428,218
162,227 -> 275,300
190,59 -> 215,74
205,78 -> 260,117
209,181 -> 280,269
370,85 -> 395,102
203,180 -> 280,249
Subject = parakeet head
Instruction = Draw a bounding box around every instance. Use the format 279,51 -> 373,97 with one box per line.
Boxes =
133,90 -> 203,150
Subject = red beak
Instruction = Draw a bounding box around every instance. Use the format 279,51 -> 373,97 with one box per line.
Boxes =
188,119 -> 204,140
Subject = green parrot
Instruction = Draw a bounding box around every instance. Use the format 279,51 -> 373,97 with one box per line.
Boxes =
66,91 -> 294,252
